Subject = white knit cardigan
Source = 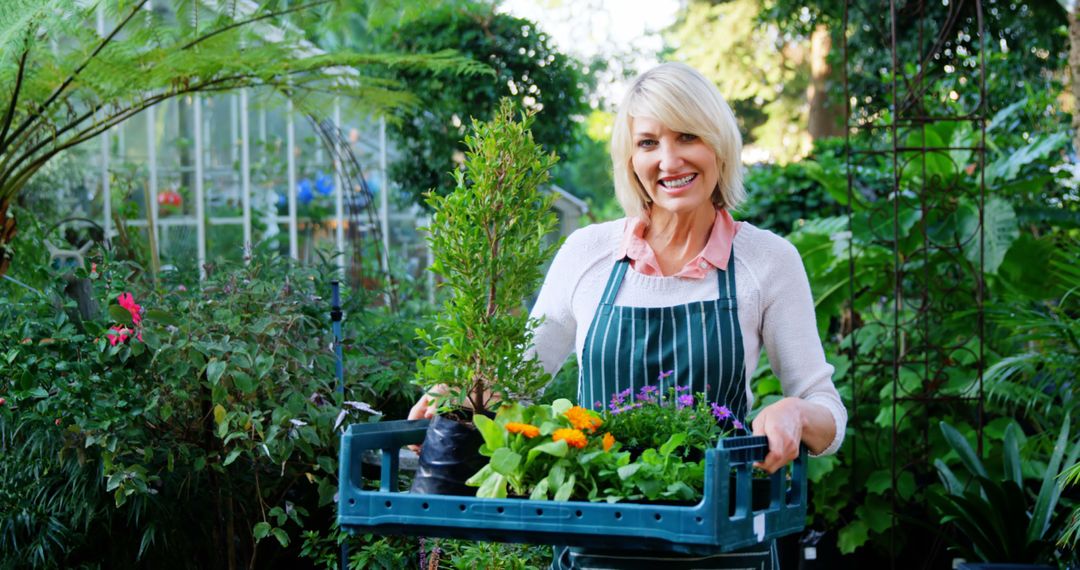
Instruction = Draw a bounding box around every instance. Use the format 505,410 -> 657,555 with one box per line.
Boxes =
528,219 -> 847,456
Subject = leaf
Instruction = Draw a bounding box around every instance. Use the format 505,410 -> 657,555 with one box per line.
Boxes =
1002,423 -> 1022,486
466,464 -> 494,488
896,471 -> 916,500
271,528 -> 289,547
659,432 -> 687,456
490,448 -> 521,476
939,421 -> 988,479
801,160 -> 849,206
617,463 -> 643,480
855,500 -> 891,534
1030,414 -> 1071,543
934,459 -> 963,496
985,131 -> 1068,187
866,470 -> 891,495
223,449 -> 242,466
554,474 -> 575,501
550,399 -> 573,415
206,360 -> 226,386
525,440 -> 567,467
957,197 -> 1019,275
477,472 -> 507,499
232,372 -> 256,395
144,309 -> 179,326
253,522 -> 271,540
529,478 -> 550,500
837,519 -> 870,554
473,414 -> 505,451
213,404 -> 227,426
108,304 -> 134,325
807,455 -> 838,484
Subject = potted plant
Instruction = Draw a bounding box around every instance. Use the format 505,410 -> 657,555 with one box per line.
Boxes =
411,99 -> 560,495
932,418 -> 1080,568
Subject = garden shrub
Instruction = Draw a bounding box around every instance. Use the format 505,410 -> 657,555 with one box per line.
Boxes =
0,239 -> 420,568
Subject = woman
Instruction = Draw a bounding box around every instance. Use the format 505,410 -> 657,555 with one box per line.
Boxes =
412,62 -> 846,569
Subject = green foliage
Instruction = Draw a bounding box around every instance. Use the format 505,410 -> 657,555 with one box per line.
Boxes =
1060,461 -> 1080,549
550,110 -> 619,220
469,399 -> 712,504
0,238 -> 424,568
298,526 -> 553,569
417,100 -> 561,412
738,138 -> 849,233
757,89 -> 1078,561
601,384 -> 739,453
373,2 -> 592,206
931,419 -> 1080,563
665,0 -> 811,158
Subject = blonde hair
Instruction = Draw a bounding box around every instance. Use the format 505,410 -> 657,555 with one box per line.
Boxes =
610,62 -> 744,219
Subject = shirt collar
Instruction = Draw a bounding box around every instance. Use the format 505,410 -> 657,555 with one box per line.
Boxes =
616,207 -> 738,273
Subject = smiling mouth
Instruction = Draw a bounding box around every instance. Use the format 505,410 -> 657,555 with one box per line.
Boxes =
659,174 -> 697,189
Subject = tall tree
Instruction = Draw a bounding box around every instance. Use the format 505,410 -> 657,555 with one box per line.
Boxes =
0,0 -> 485,276
373,1 -> 592,206
665,0 -> 840,160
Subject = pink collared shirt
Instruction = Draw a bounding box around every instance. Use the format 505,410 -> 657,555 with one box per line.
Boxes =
616,208 -> 741,278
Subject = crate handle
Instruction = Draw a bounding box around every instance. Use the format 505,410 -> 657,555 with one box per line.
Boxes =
341,419 -> 429,493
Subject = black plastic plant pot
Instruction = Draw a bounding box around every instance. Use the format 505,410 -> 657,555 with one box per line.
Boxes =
410,413 -> 487,496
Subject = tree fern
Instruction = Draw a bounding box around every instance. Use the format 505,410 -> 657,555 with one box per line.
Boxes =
0,0 -> 490,274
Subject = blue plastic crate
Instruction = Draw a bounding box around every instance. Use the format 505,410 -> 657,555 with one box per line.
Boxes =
338,419 -> 807,554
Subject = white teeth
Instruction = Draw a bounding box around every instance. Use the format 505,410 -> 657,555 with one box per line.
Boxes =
660,174 -> 695,188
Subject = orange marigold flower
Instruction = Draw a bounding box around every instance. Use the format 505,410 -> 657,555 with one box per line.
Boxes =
564,406 -> 602,433
505,422 -> 540,438
552,428 -> 588,449
603,432 -> 615,452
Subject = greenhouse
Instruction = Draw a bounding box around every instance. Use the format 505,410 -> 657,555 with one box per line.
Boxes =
1,1 -> 1078,569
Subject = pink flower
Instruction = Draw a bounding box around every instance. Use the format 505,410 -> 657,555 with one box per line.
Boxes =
107,325 -> 133,346
117,292 -> 142,326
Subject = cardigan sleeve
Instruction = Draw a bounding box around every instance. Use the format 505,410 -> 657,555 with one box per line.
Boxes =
758,235 -> 847,457
527,230 -> 583,377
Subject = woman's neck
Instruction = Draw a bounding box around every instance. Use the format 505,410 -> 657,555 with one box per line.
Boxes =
645,206 -> 716,276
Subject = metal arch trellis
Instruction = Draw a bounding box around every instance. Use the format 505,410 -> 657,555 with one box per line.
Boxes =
843,0 -> 987,565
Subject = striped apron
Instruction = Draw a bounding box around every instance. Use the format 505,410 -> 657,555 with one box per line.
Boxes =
552,251 -> 777,570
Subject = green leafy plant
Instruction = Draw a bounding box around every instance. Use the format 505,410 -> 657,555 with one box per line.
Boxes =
468,399 -> 610,500
930,419 -> 1080,563
600,379 -> 744,453
0,240 -> 416,568
1059,461 -> 1080,549
417,99 -> 561,413
469,395 -> 738,504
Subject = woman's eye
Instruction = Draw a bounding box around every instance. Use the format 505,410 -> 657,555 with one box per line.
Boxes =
636,139 -> 657,148
679,133 -> 699,142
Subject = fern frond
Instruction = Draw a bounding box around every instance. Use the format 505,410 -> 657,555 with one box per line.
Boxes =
0,0 -> 488,205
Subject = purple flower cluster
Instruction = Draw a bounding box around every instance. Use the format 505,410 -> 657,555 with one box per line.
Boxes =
634,385 -> 659,404
607,388 -> 645,414
676,394 -> 694,410
711,403 -> 745,430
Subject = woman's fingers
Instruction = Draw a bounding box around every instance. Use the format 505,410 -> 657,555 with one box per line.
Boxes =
750,398 -> 803,473
406,393 -> 437,453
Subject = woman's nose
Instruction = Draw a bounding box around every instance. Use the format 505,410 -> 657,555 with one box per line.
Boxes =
658,142 -> 683,172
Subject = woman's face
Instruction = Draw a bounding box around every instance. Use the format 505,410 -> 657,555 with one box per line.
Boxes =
630,116 -> 719,218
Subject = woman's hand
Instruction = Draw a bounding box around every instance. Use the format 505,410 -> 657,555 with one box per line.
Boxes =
751,397 -> 804,474
406,384 -> 447,453
751,397 -> 836,473
408,392 -> 438,421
